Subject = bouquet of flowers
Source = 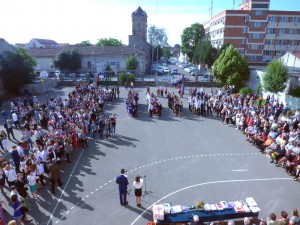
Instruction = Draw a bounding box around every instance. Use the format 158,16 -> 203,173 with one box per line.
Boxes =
195,201 -> 205,210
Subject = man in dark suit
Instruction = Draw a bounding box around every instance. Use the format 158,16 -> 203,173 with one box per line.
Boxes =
116,168 -> 129,206
49,159 -> 63,195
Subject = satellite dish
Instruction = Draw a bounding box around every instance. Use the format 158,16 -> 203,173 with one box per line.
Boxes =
40,71 -> 48,78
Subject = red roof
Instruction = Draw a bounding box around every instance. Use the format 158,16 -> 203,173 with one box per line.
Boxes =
293,52 -> 300,59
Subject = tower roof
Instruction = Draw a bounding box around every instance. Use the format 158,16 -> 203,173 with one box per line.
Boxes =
132,6 -> 147,16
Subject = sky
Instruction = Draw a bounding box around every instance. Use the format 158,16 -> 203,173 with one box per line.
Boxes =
1,0 -> 300,47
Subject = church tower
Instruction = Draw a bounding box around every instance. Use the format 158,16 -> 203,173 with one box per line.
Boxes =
131,6 -> 147,42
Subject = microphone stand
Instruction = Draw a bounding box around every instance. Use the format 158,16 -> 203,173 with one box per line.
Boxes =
143,175 -> 150,197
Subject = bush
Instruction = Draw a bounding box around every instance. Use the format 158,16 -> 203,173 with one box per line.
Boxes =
239,87 -> 252,95
118,73 -> 135,85
289,86 -> 300,97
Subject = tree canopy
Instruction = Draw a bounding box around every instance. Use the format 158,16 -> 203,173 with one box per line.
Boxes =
263,60 -> 289,94
75,41 -> 92,46
0,48 -> 36,93
126,55 -> 138,71
96,38 -> 123,47
53,48 -> 81,72
193,40 -> 217,67
180,23 -> 205,62
212,45 -> 249,90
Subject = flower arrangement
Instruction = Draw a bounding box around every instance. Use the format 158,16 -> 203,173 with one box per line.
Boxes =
195,201 -> 205,210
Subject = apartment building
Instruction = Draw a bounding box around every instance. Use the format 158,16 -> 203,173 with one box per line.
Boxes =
203,0 -> 300,63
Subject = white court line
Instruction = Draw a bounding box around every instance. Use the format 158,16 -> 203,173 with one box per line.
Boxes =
130,177 -> 291,225
46,149 -> 85,225
232,169 -> 248,172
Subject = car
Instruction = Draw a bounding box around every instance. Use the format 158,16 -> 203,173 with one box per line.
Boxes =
171,76 -> 191,86
151,67 -> 164,75
184,66 -> 197,73
162,67 -> 169,73
170,69 -> 179,75
262,58 -> 272,62
189,68 -> 200,75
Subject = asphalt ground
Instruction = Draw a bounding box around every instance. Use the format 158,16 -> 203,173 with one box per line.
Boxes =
1,86 -> 299,225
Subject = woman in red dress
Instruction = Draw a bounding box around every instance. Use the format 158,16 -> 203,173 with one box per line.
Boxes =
71,130 -> 78,151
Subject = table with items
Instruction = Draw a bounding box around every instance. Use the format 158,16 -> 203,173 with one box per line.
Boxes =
152,197 -> 260,224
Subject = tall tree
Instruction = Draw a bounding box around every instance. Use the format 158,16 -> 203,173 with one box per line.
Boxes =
216,43 -> 230,58
75,41 -> 92,46
53,48 -> 81,72
148,25 -> 168,62
193,40 -> 217,67
180,23 -> 205,62
126,55 -> 138,71
96,38 -> 123,47
0,48 -> 36,93
162,47 -> 171,59
212,45 -> 249,90
263,60 -> 289,94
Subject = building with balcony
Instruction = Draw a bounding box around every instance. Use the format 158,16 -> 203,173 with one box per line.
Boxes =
203,0 -> 300,63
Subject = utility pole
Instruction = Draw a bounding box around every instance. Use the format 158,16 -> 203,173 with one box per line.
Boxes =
210,0 -> 213,19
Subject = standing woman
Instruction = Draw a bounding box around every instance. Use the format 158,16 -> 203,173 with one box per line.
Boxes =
0,130 -> 8,152
26,170 -> 39,199
133,175 -> 143,207
11,194 -> 22,225
0,164 -> 5,194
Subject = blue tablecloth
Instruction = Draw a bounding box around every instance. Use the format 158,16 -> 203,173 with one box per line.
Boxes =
157,208 -> 259,223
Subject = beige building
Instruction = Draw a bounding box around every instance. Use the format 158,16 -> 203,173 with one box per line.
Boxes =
26,46 -> 148,74
204,0 -> 300,64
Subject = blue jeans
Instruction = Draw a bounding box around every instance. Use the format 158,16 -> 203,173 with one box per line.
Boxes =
106,128 -> 111,139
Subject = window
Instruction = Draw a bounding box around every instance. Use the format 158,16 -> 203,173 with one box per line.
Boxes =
241,39 -> 246,44
266,28 -> 274,34
265,39 -> 272,44
290,29 -> 297,34
279,28 -> 286,34
292,17 -> 299,23
87,61 -> 91,69
243,27 -> 248,33
116,62 -> 120,68
280,17 -> 288,22
268,16 -> 276,22
255,10 -> 263,16
252,33 -> 262,39
244,16 -> 249,22
252,3 -> 269,9
250,56 -> 258,61
253,22 -> 261,28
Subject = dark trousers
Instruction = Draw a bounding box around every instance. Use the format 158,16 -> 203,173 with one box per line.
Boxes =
119,189 -> 127,205
66,153 -> 71,162
50,178 -> 63,194
38,174 -> 45,186
13,120 -> 21,129
6,128 -> 15,139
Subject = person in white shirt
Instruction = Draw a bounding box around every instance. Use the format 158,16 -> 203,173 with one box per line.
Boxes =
11,112 -> 21,129
4,165 -> 17,187
27,170 -> 38,199
36,161 -> 45,188
133,175 -> 143,207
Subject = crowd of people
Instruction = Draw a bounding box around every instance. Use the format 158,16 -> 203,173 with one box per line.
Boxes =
188,86 -> 300,177
0,82 -> 119,224
126,89 -> 139,118
146,87 -> 162,118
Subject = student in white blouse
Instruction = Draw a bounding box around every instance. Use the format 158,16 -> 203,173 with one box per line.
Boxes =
133,175 -> 143,207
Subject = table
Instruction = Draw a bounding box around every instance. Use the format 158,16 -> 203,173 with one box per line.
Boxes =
156,208 -> 259,224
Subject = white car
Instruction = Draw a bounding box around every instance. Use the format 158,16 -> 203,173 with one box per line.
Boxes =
163,67 -> 169,73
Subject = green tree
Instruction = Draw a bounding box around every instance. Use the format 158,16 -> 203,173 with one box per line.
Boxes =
0,48 -> 36,93
180,23 -> 205,62
75,41 -> 92,46
193,40 -> 217,67
96,38 -> 123,46
53,48 -> 81,72
217,43 -> 230,58
105,65 -> 112,72
262,60 -> 289,94
162,47 -> 171,59
212,45 -> 249,90
126,55 -> 138,71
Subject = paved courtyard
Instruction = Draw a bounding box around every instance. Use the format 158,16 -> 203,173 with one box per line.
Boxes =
1,86 -> 299,225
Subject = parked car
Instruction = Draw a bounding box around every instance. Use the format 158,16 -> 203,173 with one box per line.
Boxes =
171,76 -> 191,86
170,69 -> 179,75
162,66 -> 170,73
